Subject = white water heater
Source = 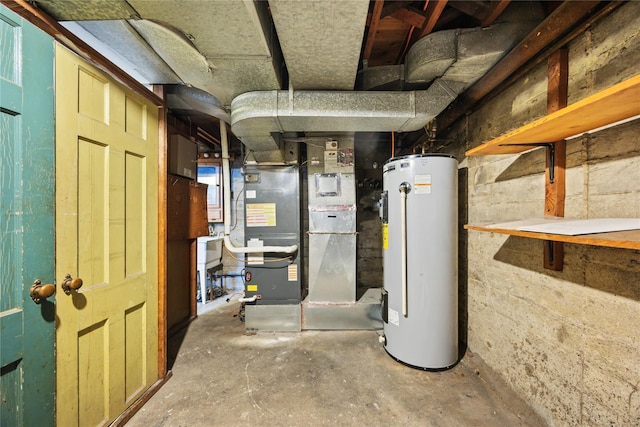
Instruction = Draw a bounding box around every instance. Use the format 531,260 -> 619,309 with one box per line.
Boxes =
379,154 -> 458,370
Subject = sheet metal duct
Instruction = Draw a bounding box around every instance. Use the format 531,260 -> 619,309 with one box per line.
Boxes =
361,21 -> 540,90
165,85 -> 230,124
230,80 -> 467,161
38,0 -> 543,163
231,87 -> 457,154
231,8 -> 541,161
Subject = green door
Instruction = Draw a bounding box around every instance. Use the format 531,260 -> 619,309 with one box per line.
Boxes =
0,5 -> 55,427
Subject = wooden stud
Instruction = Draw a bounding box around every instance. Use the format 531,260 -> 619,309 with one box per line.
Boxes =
362,0 -> 384,61
544,48 -> 568,271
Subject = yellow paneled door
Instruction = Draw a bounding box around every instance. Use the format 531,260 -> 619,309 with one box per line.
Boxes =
55,44 -> 159,427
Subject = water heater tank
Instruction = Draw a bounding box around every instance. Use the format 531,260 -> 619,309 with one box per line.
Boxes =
380,154 -> 458,370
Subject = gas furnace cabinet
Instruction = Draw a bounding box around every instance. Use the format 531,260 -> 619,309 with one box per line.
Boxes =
380,154 -> 458,370
243,165 -> 303,305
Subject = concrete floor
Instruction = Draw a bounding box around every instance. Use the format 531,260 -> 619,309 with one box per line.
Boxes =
126,298 -> 546,427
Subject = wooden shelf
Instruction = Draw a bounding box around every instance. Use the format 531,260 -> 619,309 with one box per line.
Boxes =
466,74 -> 640,156
465,221 -> 640,250
465,73 -> 640,256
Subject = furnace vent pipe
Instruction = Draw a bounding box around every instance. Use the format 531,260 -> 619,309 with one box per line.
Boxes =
220,122 -> 298,255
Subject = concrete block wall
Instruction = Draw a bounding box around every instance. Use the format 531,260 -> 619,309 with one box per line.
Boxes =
446,3 -> 640,425
355,134 -> 390,294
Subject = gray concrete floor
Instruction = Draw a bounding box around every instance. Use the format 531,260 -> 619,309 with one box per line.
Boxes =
126,298 -> 546,427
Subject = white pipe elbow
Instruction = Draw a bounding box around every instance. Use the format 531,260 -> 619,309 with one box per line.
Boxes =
223,235 -> 298,255
238,295 -> 259,303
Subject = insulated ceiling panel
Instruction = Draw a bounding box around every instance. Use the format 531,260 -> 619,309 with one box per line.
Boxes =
128,0 -> 275,58
127,0 -> 283,106
268,0 -> 369,90
35,0 -> 138,20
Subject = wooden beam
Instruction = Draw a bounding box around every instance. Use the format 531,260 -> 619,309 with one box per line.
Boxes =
436,1 -> 612,133
381,1 -> 413,18
390,6 -> 428,28
447,1 -> 493,21
543,48 -> 568,271
480,0 -> 511,27
415,0 -> 448,40
448,0 -> 511,27
363,0 -> 385,61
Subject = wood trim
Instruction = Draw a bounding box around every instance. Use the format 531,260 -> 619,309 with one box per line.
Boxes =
110,371 -> 173,427
154,85 -> 168,377
190,239 -> 197,318
3,0 -> 162,106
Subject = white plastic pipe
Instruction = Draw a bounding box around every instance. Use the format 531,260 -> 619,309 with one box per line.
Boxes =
238,294 -> 259,303
220,122 -> 298,255
400,186 -> 408,317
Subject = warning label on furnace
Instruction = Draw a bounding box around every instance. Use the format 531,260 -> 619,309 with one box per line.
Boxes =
382,223 -> 388,249
414,174 -> 432,194
246,203 -> 276,227
288,264 -> 298,281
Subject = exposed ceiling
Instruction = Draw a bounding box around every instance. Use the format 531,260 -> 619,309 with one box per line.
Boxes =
26,0 -> 618,158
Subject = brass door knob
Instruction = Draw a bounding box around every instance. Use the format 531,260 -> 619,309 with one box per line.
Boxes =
30,280 -> 56,304
61,274 -> 83,295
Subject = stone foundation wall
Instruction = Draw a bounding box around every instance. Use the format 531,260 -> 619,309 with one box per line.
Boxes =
446,3 -> 640,425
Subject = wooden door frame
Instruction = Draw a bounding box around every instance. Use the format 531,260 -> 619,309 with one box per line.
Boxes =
2,1 -> 171,422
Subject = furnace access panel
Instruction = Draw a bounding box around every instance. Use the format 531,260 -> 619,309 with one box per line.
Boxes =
243,165 -> 303,305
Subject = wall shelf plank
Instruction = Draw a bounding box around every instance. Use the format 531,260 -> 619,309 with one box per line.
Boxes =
466,74 -> 640,156
465,73 -> 640,253
465,223 -> 640,250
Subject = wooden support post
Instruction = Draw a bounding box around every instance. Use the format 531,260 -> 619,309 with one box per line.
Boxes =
544,49 -> 568,270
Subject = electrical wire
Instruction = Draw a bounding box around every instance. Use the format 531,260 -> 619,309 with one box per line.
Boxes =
391,131 -> 395,158
230,186 -> 244,232
302,140 -> 326,149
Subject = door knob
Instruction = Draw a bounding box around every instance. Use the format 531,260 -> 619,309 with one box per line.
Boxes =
30,280 -> 56,304
61,274 -> 83,295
